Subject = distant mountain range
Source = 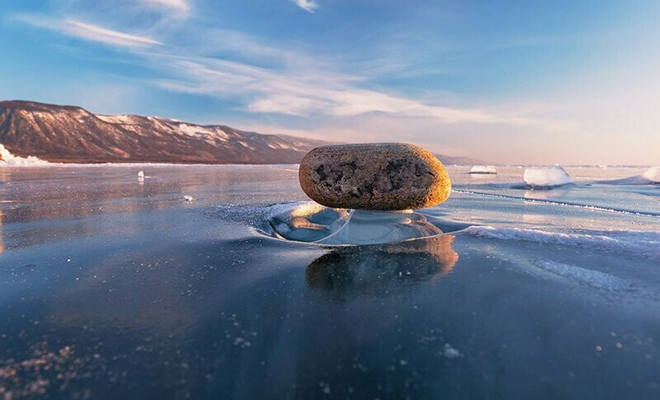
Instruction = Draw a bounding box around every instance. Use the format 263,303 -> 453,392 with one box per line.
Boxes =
0,100 -> 482,165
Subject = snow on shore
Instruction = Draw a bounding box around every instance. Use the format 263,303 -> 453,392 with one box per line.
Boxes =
0,144 -> 49,166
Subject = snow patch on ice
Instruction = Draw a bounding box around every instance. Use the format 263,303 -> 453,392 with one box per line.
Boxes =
523,166 -> 572,187
463,225 -> 660,262
0,144 -> 50,166
469,165 -> 497,174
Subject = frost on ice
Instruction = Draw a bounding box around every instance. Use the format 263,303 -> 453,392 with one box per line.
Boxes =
0,144 -> 49,166
469,165 -> 497,174
523,166 -> 572,188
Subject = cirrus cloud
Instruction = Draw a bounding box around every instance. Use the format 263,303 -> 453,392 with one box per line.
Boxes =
14,14 -> 162,48
291,0 -> 319,13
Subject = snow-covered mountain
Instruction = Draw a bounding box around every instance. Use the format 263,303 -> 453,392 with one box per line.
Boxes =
0,100 -> 483,165
0,100 -> 327,164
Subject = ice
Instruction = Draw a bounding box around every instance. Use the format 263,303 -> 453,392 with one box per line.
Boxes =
600,166 -> 660,185
523,166 -> 572,187
184,195 -> 195,202
264,202 -> 350,242
642,166 -> 660,182
0,144 -> 50,166
2,165 -> 660,400
469,165 -> 497,174
534,260 -> 627,291
318,210 -> 443,245
463,226 -> 660,262
265,203 -> 444,245
137,170 -> 145,180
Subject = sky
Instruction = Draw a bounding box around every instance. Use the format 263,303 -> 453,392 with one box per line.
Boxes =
1,0 -> 659,165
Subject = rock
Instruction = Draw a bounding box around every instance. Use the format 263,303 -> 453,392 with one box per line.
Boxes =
299,143 -> 451,211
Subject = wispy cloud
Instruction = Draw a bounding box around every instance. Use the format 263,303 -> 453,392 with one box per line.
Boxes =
141,0 -> 190,11
291,0 -> 319,13
15,15 -> 161,48
154,55 -> 545,129
15,11 -> 571,133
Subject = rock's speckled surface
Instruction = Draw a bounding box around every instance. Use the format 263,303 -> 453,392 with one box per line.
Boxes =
299,143 -> 451,210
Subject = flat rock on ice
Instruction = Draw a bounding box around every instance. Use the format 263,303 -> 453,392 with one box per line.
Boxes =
298,143 -> 451,211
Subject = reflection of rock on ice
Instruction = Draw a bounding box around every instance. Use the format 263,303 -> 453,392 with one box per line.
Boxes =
306,235 -> 459,297
524,186 -> 572,200
266,202 -> 448,245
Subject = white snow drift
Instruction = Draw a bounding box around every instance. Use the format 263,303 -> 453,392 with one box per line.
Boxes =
0,144 -> 49,166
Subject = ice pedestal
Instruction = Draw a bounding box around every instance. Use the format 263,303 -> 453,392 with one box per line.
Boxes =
317,210 -> 443,245
265,202 -> 446,245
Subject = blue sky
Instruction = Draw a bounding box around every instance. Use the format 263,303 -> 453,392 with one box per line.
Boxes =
1,0 -> 659,164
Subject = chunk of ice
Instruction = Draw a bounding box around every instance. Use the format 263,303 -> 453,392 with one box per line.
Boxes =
469,165 -> 497,174
523,166 -> 572,187
642,166 -> 660,183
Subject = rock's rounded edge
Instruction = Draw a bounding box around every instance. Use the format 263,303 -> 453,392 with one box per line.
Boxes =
298,143 -> 452,211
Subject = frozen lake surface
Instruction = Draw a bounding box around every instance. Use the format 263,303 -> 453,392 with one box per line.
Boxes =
0,165 -> 658,400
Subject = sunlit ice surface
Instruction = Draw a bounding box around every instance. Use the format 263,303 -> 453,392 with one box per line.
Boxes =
0,164 -> 659,400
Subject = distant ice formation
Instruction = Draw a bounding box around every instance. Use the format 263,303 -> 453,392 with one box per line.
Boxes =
0,144 -> 49,166
601,166 -> 660,185
469,165 -> 497,174
643,166 -> 660,182
184,195 -> 195,202
137,170 -> 145,180
523,166 -> 572,188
